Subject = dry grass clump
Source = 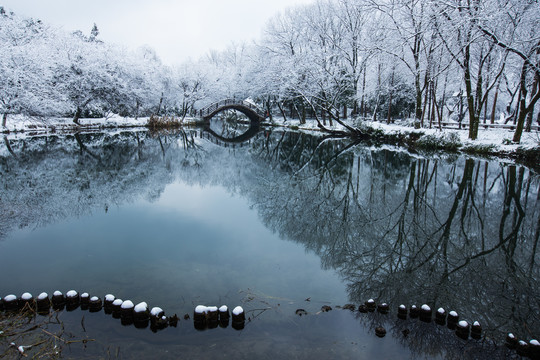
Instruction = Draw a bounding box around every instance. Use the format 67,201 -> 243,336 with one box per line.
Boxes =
147,115 -> 182,129
0,305 -> 93,359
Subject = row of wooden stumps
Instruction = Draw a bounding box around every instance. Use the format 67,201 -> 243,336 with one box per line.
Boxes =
193,305 -> 245,330
1,291 -> 246,333
3,292 -> 538,357
298,299 -> 539,359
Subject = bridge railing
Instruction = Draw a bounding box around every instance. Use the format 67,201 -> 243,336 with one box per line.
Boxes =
199,99 -> 264,118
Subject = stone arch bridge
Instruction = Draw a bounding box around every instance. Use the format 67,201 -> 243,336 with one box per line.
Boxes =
198,99 -> 266,123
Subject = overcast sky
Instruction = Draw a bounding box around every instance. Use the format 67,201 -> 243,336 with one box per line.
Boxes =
1,0 -> 314,65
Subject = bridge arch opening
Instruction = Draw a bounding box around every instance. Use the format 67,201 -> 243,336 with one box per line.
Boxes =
204,105 -> 261,123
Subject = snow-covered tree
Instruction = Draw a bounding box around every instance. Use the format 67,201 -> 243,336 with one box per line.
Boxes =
89,23 -> 99,41
0,11 -> 66,125
476,0 -> 540,142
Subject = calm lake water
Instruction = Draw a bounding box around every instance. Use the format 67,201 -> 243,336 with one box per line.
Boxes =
1,125 -> 538,359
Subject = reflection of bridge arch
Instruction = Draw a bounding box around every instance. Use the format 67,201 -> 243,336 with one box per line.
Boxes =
199,99 -> 265,123
202,121 -> 261,147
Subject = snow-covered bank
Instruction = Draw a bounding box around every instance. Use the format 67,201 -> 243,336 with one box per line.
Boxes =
264,117 -> 539,151
0,114 -> 201,134
1,114 -> 147,133
368,121 -> 540,152
262,117 -> 540,168
260,118 -> 540,169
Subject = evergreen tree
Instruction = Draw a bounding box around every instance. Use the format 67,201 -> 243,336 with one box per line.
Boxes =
89,23 -> 99,41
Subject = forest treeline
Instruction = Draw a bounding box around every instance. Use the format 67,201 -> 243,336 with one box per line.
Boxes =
0,0 -> 539,142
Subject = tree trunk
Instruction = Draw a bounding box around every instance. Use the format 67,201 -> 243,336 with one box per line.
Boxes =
483,94 -> 489,124
293,102 -> 303,123
413,30 -> 423,124
490,81 -> 499,124
430,82 -> 437,128
157,92 -> 164,115
386,91 -> 393,125
266,99 -> 273,122
2,113 -> 6,127
512,61 -> 540,142
438,73 -> 448,130
427,83 -> 433,128
513,111 -> 527,143
135,100 -> 140,120
415,80 -> 423,124
73,106 -> 82,125
421,84 -> 428,127
525,74 -> 538,132
464,42 -> 479,140
360,63 -> 367,119
387,70 -> 395,124
525,107 -> 534,132
277,102 -> 287,122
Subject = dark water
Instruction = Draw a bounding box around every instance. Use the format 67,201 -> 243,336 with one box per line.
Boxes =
0,126 -> 538,359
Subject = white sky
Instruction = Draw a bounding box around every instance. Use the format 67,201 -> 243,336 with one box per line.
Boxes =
1,0 -> 315,65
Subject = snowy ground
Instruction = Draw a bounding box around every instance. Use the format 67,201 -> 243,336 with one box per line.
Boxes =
370,121 -> 540,152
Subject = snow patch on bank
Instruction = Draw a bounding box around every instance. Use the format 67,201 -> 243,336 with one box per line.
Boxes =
368,121 -> 539,152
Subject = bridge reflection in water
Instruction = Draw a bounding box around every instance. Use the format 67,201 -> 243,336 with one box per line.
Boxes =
201,121 -> 262,147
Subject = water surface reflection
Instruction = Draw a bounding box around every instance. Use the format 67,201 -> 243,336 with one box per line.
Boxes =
0,128 -> 538,358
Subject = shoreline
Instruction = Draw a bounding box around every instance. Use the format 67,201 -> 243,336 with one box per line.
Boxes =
2,115 -> 539,171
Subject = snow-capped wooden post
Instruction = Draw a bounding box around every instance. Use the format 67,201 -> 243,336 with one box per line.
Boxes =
66,290 -> 80,311
111,298 -> 123,318
435,308 -> 446,325
150,307 -> 168,332
397,304 -> 407,319
104,294 -> 115,314
207,306 -> 219,329
89,296 -> 102,312
20,293 -> 35,310
420,304 -> 432,322
471,321 -> 482,339
134,302 -> 149,329
232,306 -> 245,330
3,295 -> 19,311
194,305 -> 207,330
219,305 -> 230,328
120,300 -> 135,326
36,292 -> 50,313
447,311 -> 459,330
80,293 -> 90,310
51,291 -> 65,310
456,320 -> 470,340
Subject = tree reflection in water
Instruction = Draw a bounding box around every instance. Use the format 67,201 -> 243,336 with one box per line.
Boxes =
1,128 -> 538,351
251,130 -> 539,343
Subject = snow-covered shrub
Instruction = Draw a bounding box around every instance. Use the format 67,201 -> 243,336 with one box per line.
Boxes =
416,132 -> 461,151
463,144 -> 497,155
